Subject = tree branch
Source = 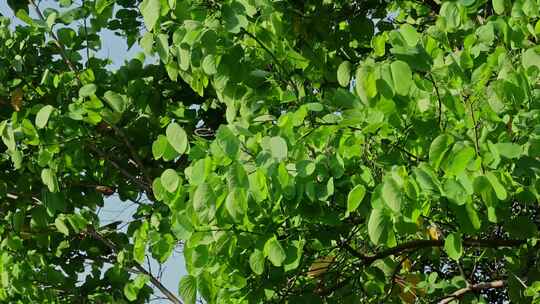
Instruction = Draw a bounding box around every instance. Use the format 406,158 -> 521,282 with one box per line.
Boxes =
345,238 -> 526,265
86,143 -> 153,195
428,74 -> 443,129
109,124 -> 154,188
29,0 -> 80,80
240,28 -> 299,98
438,280 -> 505,304
87,228 -> 183,304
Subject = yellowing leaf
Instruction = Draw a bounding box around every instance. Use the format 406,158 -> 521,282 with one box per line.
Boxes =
10,88 -> 23,111
307,256 -> 335,278
427,226 -> 441,240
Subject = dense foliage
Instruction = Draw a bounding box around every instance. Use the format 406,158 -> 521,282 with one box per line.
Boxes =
1,0 -> 540,303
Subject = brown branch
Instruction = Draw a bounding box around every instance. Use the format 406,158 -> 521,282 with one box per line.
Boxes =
109,124 -> 153,188
382,256 -> 408,302
428,74 -> 443,129
345,238 -> 526,265
87,228 -> 183,304
438,280 -> 505,304
240,28 -> 299,99
464,94 -> 485,173
29,0 -> 80,80
86,144 -> 153,194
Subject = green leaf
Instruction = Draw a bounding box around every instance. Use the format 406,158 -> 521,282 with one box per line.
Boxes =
216,126 -> 239,158
414,164 -> 443,195
153,135 -> 178,161
249,249 -> 265,275
284,240 -> 304,272
192,246 -> 209,269
133,222 -> 149,264
444,232 -> 463,261
382,177 -> 402,212
225,188 -> 247,222
473,175 -> 501,207
429,134 -> 454,170
161,169 -> 179,193
495,143 -> 522,159
368,208 -> 396,246
66,214 -> 88,232
296,160 -> 316,177
140,32 -> 154,55
41,168 -> 59,192
444,144 -> 475,176
124,274 -> 149,301
140,0 -> 160,31
264,236 -> 286,267
390,60 -> 412,95
156,33 -> 170,64
493,0 -> 508,14
177,45 -> 191,71
523,47 -> 540,72
399,24 -> 419,46
372,34 -> 387,57
79,84 -> 97,97
152,135 -> 167,159
453,202 -> 481,233
440,2 -> 462,32
355,64 -> 377,103
347,184 -> 366,213
485,172 -> 507,200
267,136 -> 288,160
151,233 -> 175,263
95,0 -> 114,14
54,217 -> 69,236
337,61 -> 352,87
35,105 -> 54,129
0,121 -> 16,151
192,183 -> 216,223
166,122 -> 188,154
15,9 -> 34,26
443,178 -> 468,205
202,55 -> 217,75
223,2 -> 248,33
103,91 -> 127,113
178,275 -> 198,300
123,282 -> 138,301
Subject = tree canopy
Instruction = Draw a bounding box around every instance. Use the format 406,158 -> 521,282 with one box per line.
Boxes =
1,0 -> 540,303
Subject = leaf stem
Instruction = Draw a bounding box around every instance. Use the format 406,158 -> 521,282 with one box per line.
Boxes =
428,74 -> 443,129
29,0 -> 80,81
438,280 -> 505,304
88,228 -> 184,304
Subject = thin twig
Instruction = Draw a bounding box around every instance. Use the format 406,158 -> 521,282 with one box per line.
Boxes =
428,74 -> 443,129
87,143 -> 152,194
88,229 -> 184,304
29,0 -> 80,80
110,124 -> 153,187
82,0 -> 90,67
345,238 -> 526,265
240,28 -> 299,99
438,280 -> 505,304
382,256 -> 407,302
466,95 -> 485,173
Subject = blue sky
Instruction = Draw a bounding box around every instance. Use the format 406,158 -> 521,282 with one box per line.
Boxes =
0,0 -> 147,68
0,1 -> 185,302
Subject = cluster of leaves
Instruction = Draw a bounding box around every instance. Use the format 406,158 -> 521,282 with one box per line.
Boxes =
0,0 -> 540,303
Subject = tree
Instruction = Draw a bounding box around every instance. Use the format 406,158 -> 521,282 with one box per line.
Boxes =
0,0 -> 539,303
